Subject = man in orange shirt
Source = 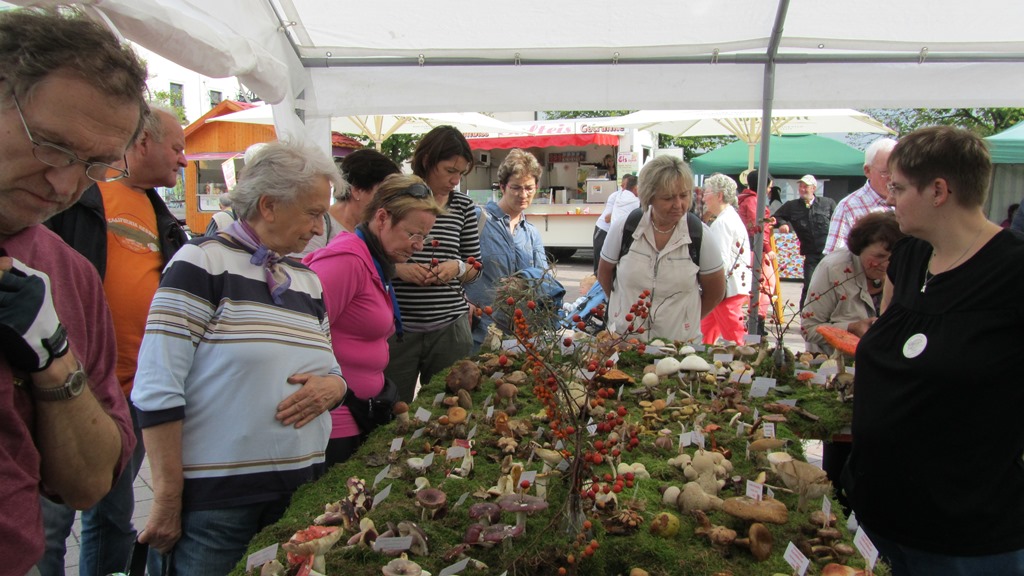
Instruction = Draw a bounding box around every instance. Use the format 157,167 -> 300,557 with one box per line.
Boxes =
41,106 -> 187,576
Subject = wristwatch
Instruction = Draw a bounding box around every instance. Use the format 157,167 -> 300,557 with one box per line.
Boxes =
455,259 -> 468,279
31,362 -> 87,401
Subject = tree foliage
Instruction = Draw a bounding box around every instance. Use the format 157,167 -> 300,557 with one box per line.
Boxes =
848,107 -> 1024,148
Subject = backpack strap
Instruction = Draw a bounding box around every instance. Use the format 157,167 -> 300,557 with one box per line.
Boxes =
685,211 -> 702,267
618,207 -> 644,259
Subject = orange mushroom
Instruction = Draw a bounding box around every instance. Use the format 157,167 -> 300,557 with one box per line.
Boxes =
814,325 -> 859,357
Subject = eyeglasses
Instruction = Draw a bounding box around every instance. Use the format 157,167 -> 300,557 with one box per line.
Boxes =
397,223 -> 433,244
506,184 -> 537,195
392,183 -> 432,201
11,91 -> 130,182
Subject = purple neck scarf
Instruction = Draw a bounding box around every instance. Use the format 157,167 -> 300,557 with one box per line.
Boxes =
222,219 -> 292,305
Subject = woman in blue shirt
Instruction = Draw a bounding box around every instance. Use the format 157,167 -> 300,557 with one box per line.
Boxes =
466,148 -> 548,351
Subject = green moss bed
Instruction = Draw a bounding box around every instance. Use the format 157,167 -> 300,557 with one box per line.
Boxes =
230,346 -> 883,576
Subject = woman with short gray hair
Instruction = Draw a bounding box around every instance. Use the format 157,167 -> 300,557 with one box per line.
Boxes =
597,155 -> 726,343
700,173 -> 752,344
132,139 -> 348,574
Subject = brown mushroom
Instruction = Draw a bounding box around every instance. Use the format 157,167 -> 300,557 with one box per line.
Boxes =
691,509 -> 737,552
721,496 -> 789,524
734,522 -> 773,561
496,493 -> 549,534
445,359 -> 482,393
468,502 -> 502,525
496,382 -> 518,411
393,401 -> 411,431
415,488 -> 447,521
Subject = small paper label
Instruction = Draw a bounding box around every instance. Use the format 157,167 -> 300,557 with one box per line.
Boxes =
372,483 -> 392,508
486,406 -> 495,419
467,425 -> 478,440
483,394 -> 494,407
736,422 -> 746,437
555,440 -> 564,450
713,353 -> 735,363
373,465 -> 391,488
813,373 -> 827,385
373,535 -> 412,552
439,558 -> 471,576
854,526 -> 879,569
433,392 -> 445,406
587,424 -> 598,436
678,431 -> 693,448
818,364 -> 839,376
750,380 -> 770,398
763,423 -> 776,438
245,543 -> 279,570
411,427 -> 425,439
744,334 -> 762,344
692,429 -> 705,449
447,446 -> 467,460
617,385 -> 624,400
665,391 -> 676,404
821,496 -> 832,525
422,452 -> 434,468
456,492 -> 470,507
745,480 -> 764,501
519,470 -> 537,486
753,408 -> 760,421
766,486 -> 775,499
783,541 -> 811,575
737,372 -> 753,384
557,458 -> 570,472
415,407 -> 432,422
778,399 -> 798,407
753,376 -> 776,388
390,437 -> 403,452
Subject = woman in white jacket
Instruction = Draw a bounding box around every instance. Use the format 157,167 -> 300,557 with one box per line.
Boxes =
700,173 -> 753,344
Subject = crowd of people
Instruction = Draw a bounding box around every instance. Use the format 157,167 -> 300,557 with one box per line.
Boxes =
2,7 -> 1023,576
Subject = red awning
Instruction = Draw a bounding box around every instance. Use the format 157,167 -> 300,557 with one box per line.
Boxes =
468,133 -> 618,150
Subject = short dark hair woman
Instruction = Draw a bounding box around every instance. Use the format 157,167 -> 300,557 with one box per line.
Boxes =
385,126 -> 482,403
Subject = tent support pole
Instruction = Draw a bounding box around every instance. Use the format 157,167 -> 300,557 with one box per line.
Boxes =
747,0 -> 790,336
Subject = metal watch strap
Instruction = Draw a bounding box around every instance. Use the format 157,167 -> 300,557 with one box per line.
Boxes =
31,362 -> 86,401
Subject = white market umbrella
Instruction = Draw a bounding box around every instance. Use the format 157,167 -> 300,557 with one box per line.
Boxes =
208,105 -> 530,150
591,109 -> 896,169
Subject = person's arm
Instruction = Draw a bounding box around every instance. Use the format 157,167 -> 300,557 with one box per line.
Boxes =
138,420 -> 184,554
823,205 -> 849,254
33,352 -> 125,509
597,258 -> 615,297
458,199 -> 483,284
0,257 -> 128,508
698,269 -> 726,318
773,202 -> 793,233
879,275 -> 894,314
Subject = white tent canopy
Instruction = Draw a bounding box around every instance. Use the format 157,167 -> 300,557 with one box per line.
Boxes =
6,0 -> 1023,139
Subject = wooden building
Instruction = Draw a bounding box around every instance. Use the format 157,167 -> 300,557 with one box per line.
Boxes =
182,101 -> 364,233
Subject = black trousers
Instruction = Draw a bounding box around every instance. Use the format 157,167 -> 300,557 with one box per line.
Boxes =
801,252 -> 825,309
592,227 -> 608,275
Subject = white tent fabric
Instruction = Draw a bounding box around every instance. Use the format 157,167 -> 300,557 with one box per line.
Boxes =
7,0 -> 1024,120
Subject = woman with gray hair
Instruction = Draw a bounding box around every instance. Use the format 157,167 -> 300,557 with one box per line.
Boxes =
700,173 -> 752,344
597,155 -> 726,343
131,140 -> 349,574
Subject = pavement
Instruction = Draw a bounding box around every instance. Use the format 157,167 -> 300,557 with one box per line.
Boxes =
56,251 -> 816,574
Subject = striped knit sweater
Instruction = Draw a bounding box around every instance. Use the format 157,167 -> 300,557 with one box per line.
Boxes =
392,191 -> 482,329
132,236 -> 340,510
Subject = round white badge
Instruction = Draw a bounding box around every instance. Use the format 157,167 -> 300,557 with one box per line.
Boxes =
903,333 -> 927,359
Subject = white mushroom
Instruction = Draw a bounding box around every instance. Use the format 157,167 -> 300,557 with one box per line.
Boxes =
655,357 -> 682,377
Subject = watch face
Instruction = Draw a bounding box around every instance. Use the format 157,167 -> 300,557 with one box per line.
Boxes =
68,370 -> 87,397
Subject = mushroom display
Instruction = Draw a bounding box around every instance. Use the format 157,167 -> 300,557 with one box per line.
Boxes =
282,525 -> 343,572
815,325 -> 860,401
496,493 -> 550,533
734,522 -> 773,561
772,458 -> 832,511
691,509 -> 737,552
721,496 -> 789,524
381,553 -> 423,576
445,359 -> 482,393
415,487 -> 448,521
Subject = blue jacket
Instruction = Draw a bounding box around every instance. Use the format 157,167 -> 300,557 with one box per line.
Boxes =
465,201 -> 548,346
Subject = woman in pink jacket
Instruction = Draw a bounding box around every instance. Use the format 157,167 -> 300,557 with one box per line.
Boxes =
305,175 -> 443,464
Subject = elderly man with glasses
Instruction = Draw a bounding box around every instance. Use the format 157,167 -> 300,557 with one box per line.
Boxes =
824,138 -> 898,254
0,9 -> 148,575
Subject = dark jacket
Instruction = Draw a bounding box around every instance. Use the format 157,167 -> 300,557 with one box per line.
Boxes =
772,196 -> 836,256
45,183 -> 188,278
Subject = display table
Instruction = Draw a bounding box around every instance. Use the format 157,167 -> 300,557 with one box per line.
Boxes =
230,342 -> 864,576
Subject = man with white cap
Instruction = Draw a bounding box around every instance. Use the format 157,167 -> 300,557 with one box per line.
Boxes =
773,174 -> 836,307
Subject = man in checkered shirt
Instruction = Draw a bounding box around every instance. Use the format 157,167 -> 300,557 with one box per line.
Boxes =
824,138 -> 898,253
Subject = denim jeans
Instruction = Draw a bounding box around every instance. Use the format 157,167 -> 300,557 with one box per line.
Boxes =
36,406 -> 146,576
147,498 -> 291,576
863,523 -> 1024,576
